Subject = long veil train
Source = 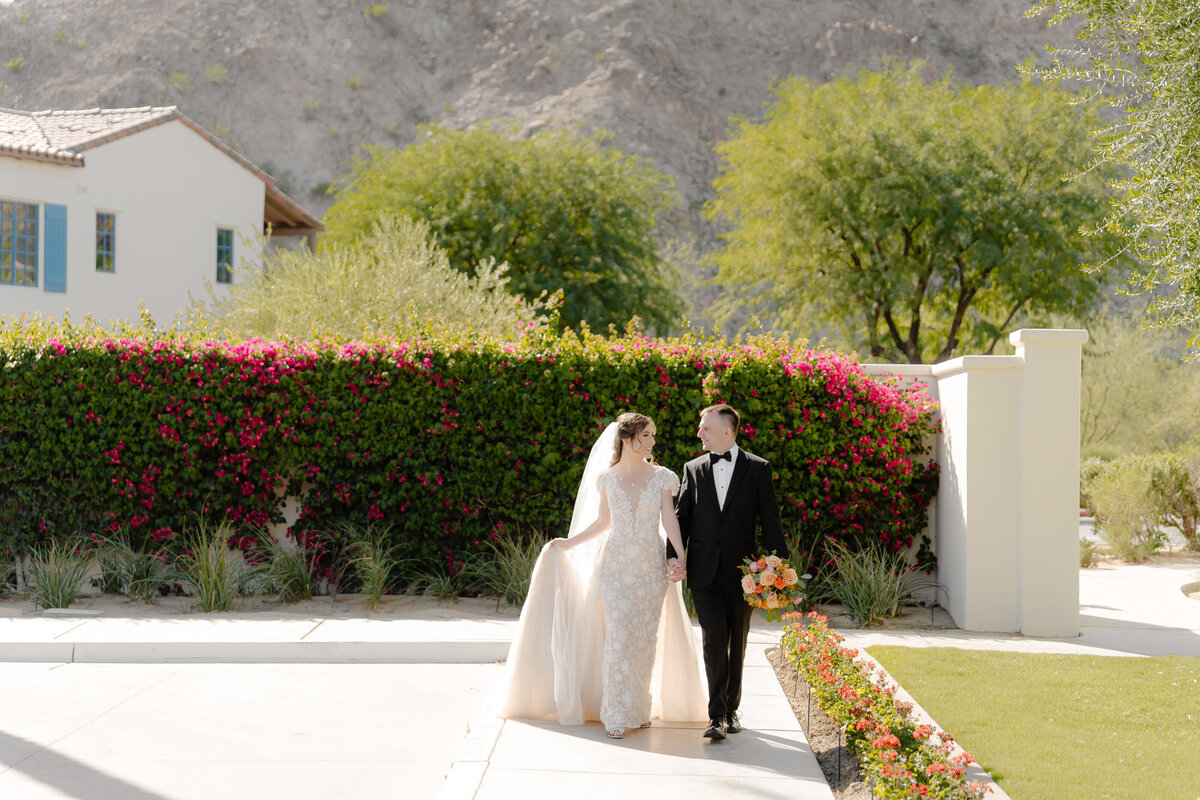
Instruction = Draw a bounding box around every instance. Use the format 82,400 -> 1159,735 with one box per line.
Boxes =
500,423 -> 708,724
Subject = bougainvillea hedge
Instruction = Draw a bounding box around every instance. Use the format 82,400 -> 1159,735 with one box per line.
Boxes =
0,320 -> 939,573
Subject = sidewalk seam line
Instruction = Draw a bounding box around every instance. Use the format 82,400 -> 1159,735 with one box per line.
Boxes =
52,620 -> 91,641
300,619 -> 326,641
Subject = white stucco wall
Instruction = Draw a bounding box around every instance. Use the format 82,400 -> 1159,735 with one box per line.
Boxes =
932,356 -> 1023,632
865,329 -> 1087,637
0,119 -> 264,324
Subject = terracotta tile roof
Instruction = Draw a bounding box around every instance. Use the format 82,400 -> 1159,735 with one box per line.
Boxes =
0,106 -> 177,165
0,105 -> 322,233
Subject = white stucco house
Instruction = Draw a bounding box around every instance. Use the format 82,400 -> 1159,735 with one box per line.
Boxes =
0,105 -> 322,325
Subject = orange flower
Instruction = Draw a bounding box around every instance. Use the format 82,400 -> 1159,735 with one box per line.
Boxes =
774,577 -> 786,589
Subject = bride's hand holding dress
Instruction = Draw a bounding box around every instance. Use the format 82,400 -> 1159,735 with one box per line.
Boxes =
500,416 -> 708,736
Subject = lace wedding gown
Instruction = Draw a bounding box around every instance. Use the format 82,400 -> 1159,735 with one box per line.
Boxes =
597,465 -> 677,728
501,462 -> 707,728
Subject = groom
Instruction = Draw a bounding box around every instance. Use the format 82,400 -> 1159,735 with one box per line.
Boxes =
667,403 -> 787,741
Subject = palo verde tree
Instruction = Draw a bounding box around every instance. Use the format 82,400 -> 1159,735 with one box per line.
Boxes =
323,123 -> 683,333
1028,1 -> 1200,348
707,61 -> 1123,363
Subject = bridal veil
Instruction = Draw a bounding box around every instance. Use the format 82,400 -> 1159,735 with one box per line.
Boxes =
500,423 -> 708,724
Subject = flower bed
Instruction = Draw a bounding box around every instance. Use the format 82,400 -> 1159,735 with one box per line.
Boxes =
780,613 -> 991,799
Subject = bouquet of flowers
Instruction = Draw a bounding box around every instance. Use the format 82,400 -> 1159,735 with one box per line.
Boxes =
738,553 -> 809,622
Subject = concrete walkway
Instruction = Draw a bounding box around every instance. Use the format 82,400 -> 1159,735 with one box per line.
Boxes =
0,610 -> 833,800
841,559 -> 1200,657
439,628 -> 833,800
0,559 -> 1196,799
0,661 -> 500,800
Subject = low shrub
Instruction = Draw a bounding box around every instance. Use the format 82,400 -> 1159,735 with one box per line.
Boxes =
1082,452 -> 1200,560
1089,459 -> 1166,560
1079,455 -> 1110,512
1149,453 -> 1200,549
781,613 -> 990,799
204,63 -> 227,85
1079,536 -> 1099,569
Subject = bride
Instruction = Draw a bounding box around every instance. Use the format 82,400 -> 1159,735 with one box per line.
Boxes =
500,412 -> 708,739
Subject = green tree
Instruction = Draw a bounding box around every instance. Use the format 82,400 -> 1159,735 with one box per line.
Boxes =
1028,1 -> 1200,345
323,123 -> 682,333
707,61 -> 1122,364
196,216 -> 550,341
1080,306 -> 1199,456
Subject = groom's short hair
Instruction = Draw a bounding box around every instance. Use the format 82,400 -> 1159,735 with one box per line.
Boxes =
701,403 -> 740,435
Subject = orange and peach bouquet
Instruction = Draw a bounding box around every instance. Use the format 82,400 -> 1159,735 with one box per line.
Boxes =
738,553 -> 809,621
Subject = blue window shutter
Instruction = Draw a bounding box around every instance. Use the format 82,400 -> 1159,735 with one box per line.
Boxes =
44,203 -> 67,293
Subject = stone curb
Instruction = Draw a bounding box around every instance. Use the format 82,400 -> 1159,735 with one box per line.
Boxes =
0,639 -> 511,664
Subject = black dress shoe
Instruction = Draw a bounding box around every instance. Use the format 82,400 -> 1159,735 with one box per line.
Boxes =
724,711 -> 742,734
703,719 -> 727,740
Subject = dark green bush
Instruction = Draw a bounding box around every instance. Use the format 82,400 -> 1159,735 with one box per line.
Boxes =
0,318 -> 939,575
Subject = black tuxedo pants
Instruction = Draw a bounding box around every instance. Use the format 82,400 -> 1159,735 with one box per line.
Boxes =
691,567 -> 753,722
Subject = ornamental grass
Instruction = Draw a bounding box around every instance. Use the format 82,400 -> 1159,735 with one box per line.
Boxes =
780,613 -> 990,799
93,534 -> 171,602
346,525 -> 406,609
461,525 -> 547,607
254,528 -> 332,603
820,539 -> 941,627
173,517 -> 260,612
26,539 -> 92,610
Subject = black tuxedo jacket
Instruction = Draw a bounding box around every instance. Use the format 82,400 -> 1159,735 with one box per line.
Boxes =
668,449 -> 787,591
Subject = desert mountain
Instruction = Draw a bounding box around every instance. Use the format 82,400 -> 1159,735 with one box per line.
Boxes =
0,0 -> 1076,225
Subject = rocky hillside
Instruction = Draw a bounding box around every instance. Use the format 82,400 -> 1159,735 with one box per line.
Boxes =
0,0 -> 1076,231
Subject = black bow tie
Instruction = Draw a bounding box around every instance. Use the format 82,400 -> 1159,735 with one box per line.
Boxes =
709,451 -> 732,463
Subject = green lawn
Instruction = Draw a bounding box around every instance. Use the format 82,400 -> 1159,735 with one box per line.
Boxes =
868,647 -> 1200,800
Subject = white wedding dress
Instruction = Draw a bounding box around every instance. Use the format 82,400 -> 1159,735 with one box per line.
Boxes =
500,426 -> 708,729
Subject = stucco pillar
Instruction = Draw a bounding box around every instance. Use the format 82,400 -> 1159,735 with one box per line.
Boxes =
1010,328 -> 1088,637
929,356 -> 1022,631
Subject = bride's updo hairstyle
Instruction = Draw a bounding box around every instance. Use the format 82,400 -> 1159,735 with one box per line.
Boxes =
610,412 -> 654,466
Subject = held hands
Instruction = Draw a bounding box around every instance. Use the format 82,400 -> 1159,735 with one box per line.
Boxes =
666,557 -> 686,583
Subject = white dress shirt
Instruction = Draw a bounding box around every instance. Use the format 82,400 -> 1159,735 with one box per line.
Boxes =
712,444 -> 739,510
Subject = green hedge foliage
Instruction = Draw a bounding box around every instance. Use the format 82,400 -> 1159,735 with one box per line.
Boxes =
0,319 -> 939,574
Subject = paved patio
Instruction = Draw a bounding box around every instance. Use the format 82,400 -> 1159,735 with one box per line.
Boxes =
0,558 -> 1196,799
